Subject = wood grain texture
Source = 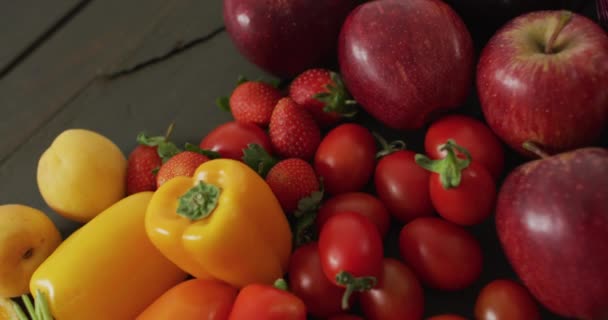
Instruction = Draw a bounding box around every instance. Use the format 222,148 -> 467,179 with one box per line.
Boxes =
0,0 -> 84,74
0,0 -> 177,163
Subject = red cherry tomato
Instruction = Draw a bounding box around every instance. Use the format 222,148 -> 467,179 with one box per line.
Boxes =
425,115 -> 504,180
475,279 -> 541,320
200,121 -> 273,160
399,217 -> 483,291
288,242 -> 347,318
316,192 -> 390,238
374,150 -> 434,223
314,124 -> 377,195
319,211 -> 384,310
427,315 -> 469,320
360,258 -> 425,320
429,161 -> 496,226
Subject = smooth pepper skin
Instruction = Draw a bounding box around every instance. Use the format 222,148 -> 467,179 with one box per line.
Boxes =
29,192 -> 188,320
228,281 -> 307,320
145,158 -> 293,288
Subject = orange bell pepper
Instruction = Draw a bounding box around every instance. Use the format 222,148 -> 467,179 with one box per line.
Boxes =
145,159 -> 293,288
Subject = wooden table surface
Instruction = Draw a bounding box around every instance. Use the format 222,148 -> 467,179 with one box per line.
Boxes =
0,1 -> 603,319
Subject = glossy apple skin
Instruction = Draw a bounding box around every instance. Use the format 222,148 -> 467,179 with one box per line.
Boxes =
223,0 -> 359,78
338,0 -> 474,130
477,11 -> 608,156
496,147 -> 608,319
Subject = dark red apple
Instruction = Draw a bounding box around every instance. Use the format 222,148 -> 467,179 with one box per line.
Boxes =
223,0 -> 360,78
496,146 -> 608,319
477,10 -> 608,156
337,0 -> 474,130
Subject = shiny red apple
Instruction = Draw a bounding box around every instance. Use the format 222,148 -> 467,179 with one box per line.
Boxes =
337,0 -> 474,130
223,0 -> 359,78
496,146 -> 608,319
477,10 -> 608,156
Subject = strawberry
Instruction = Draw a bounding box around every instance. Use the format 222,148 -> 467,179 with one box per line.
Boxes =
126,125 -> 180,195
265,158 -> 320,214
268,97 -> 321,160
289,69 -> 357,128
156,144 -> 220,187
218,80 -> 283,127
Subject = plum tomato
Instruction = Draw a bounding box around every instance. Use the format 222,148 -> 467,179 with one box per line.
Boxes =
316,192 -> 390,238
416,140 -> 496,226
425,115 -> 504,180
288,242 -> 347,318
360,258 -> 425,320
319,211 -> 383,310
474,279 -> 541,320
314,124 -> 376,195
399,217 -> 483,291
200,121 -> 273,160
374,150 -> 434,223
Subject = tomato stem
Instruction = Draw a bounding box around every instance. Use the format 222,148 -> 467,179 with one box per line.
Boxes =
335,271 -> 377,310
177,181 -> 221,220
372,132 -> 406,159
415,139 -> 472,189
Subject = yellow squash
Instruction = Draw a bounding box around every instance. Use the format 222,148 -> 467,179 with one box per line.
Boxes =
145,159 -> 292,288
30,192 -> 187,320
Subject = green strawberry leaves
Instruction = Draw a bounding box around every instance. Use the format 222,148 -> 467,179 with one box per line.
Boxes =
314,72 -> 358,117
184,143 -> 221,159
242,144 -> 278,178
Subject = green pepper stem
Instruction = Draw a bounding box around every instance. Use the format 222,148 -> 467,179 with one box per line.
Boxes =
176,181 -> 221,221
415,139 -> 472,189
12,290 -> 54,320
335,271 -> 377,310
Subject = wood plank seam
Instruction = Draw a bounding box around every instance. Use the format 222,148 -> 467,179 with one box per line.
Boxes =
103,25 -> 226,79
0,0 -> 93,79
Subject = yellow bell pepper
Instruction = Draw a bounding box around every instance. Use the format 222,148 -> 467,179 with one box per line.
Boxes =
145,158 -> 292,288
30,192 -> 187,320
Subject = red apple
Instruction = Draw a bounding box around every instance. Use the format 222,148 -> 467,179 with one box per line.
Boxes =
223,0 -> 359,78
477,10 -> 608,156
496,146 -> 608,319
337,0 -> 474,130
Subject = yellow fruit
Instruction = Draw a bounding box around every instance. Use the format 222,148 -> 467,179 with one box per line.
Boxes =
0,297 -> 18,320
37,129 -> 127,223
0,205 -> 62,298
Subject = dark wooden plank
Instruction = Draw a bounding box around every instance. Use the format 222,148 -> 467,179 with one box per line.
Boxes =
0,0 -> 179,163
106,0 -> 225,75
0,0 -> 84,74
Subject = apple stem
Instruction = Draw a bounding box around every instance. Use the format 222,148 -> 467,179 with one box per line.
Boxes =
522,141 -> 551,159
545,10 -> 573,54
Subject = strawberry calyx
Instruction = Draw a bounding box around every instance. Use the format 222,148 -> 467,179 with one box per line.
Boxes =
313,72 -> 358,117
184,143 -> 221,159
242,144 -> 278,178
373,132 -> 406,159
415,139 -> 472,189
293,181 -> 325,247
136,122 -> 180,164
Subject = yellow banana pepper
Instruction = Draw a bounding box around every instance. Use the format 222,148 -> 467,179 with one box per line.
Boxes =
145,158 -> 292,288
30,192 -> 187,320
